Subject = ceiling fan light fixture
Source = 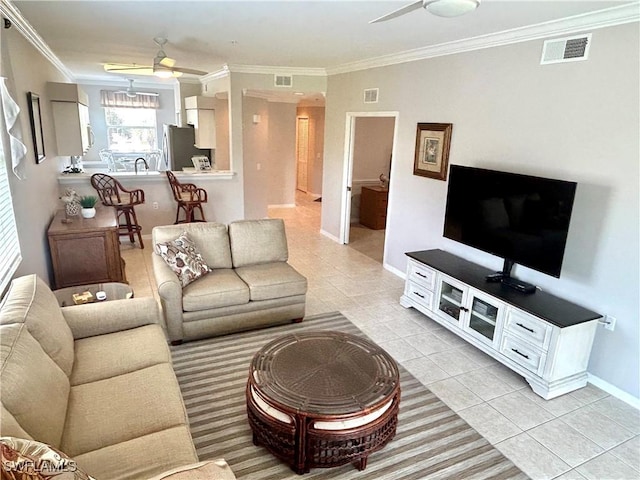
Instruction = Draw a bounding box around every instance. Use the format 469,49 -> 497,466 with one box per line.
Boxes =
425,0 -> 480,17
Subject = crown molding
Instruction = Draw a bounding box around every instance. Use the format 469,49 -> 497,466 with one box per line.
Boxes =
228,64 -> 327,76
327,3 -> 640,75
0,0 -> 75,81
200,65 -> 230,84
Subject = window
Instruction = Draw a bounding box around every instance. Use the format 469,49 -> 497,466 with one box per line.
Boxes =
104,107 -> 157,153
0,149 -> 22,294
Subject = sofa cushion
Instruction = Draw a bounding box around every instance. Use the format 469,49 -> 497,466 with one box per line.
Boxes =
156,232 -> 211,287
0,324 -> 70,448
0,436 -> 96,479
73,426 -> 198,480
61,364 -> 188,457
182,269 -> 250,312
153,223 -> 232,269
235,263 -> 308,301
228,219 -> 288,268
0,275 -> 75,377
70,325 -> 171,386
148,459 -> 236,480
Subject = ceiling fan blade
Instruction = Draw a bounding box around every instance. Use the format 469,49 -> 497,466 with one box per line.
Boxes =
171,67 -> 207,76
159,56 -> 176,68
369,0 -> 424,23
104,64 -> 155,75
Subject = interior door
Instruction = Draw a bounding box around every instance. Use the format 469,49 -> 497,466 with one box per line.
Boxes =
296,117 -> 309,192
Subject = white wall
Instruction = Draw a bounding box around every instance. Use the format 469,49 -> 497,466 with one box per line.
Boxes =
242,95 -> 269,219
322,24 -> 640,399
1,26 -> 69,286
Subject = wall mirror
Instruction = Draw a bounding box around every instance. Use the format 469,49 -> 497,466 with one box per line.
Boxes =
27,92 -> 45,163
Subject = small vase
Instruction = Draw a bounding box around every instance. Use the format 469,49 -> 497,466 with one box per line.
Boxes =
81,207 -> 96,219
65,201 -> 81,217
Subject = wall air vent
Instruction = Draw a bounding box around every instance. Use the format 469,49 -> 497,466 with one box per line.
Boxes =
541,34 -> 591,65
274,75 -> 293,87
363,88 -> 379,103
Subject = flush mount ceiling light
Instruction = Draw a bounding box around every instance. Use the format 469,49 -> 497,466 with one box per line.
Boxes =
425,0 -> 480,17
370,0 -> 480,23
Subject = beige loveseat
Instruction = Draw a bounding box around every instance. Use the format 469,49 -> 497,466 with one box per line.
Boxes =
152,219 -> 307,344
0,274 -> 235,480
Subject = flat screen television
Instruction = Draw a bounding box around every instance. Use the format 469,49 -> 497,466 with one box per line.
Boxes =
443,166 -> 577,288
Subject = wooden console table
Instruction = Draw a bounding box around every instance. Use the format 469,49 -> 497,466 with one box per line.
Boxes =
47,208 -> 126,289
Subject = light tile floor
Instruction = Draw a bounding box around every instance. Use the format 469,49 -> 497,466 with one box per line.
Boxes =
122,192 -> 640,480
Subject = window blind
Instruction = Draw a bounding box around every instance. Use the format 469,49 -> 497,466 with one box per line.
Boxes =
0,149 -> 22,294
100,90 -> 160,109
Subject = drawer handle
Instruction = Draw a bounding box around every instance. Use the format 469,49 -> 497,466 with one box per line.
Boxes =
516,322 -> 535,334
416,272 -> 428,278
511,348 -> 530,360
413,292 -> 425,299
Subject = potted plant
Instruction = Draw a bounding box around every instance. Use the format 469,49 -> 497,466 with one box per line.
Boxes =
80,195 -> 99,219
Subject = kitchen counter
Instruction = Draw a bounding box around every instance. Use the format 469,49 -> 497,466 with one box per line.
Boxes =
58,170 -> 235,185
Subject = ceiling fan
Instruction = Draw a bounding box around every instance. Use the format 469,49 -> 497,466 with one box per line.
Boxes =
113,79 -> 159,98
370,0 -> 480,23
104,37 -> 207,78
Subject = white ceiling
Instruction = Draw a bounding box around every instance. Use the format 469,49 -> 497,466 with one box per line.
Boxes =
7,0 -> 637,86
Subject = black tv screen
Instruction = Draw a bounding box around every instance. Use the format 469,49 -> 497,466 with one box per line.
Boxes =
443,166 -> 577,278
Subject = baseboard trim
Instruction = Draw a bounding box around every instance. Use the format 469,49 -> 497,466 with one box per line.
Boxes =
587,373 -> 640,409
384,263 -> 406,279
320,229 -> 341,243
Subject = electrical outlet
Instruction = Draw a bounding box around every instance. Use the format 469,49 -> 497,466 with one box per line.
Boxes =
152,202 -> 159,210
604,315 -> 616,331
256,163 -> 261,171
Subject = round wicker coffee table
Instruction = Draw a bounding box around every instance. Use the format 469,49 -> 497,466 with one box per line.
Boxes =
246,331 -> 400,474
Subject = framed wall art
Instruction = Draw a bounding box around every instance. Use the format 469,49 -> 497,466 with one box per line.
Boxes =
413,123 -> 452,181
27,92 -> 46,163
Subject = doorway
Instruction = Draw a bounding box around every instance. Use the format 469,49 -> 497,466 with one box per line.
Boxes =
340,112 -> 398,264
296,116 -> 310,192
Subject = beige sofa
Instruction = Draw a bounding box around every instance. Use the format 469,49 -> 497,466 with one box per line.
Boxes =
152,219 -> 307,344
0,275 -> 235,480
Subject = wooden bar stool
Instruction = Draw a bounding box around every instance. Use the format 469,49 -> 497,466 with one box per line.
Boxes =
166,171 -> 207,224
91,173 -> 146,248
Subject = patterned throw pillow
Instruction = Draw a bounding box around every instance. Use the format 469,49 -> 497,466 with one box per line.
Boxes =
0,436 -> 95,479
156,232 -> 211,287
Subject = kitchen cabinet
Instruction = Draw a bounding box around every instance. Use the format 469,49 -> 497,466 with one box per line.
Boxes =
185,96 -> 216,149
401,249 -> 601,399
48,82 -> 94,156
48,207 -> 125,289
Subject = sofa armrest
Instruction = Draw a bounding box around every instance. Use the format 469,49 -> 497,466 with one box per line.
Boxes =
152,254 -> 185,342
62,297 -> 160,339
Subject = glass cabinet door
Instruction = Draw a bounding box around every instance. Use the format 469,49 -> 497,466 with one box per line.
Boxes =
468,297 -> 499,342
438,280 -> 465,323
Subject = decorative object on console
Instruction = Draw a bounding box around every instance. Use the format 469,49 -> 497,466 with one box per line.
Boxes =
26,92 -> 45,163
413,123 -> 452,180
60,188 -> 81,218
79,195 -> 98,219
156,231 -> 211,287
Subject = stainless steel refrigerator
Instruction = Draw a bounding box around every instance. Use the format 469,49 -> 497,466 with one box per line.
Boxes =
161,124 -> 212,171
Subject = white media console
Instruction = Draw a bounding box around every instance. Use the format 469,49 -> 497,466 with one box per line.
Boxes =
400,249 -> 601,399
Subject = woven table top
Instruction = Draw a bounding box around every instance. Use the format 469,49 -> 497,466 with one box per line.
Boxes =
250,331 -> 399,416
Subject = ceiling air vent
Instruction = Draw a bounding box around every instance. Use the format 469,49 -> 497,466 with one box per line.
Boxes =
274,75 -> 292,87
541,34 -> 591,65
363,88 -> 379,104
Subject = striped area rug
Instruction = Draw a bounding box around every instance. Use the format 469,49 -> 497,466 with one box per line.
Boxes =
171,312 -> 527,479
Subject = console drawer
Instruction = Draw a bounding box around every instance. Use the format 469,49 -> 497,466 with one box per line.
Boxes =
501,334 -> 546,375
408,261 -> 436,290
504,309 -> 552,350
405,282 -> 434,310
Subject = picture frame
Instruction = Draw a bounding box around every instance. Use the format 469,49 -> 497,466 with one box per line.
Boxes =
413,123 -> 453,181
27,92 -> 46,163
